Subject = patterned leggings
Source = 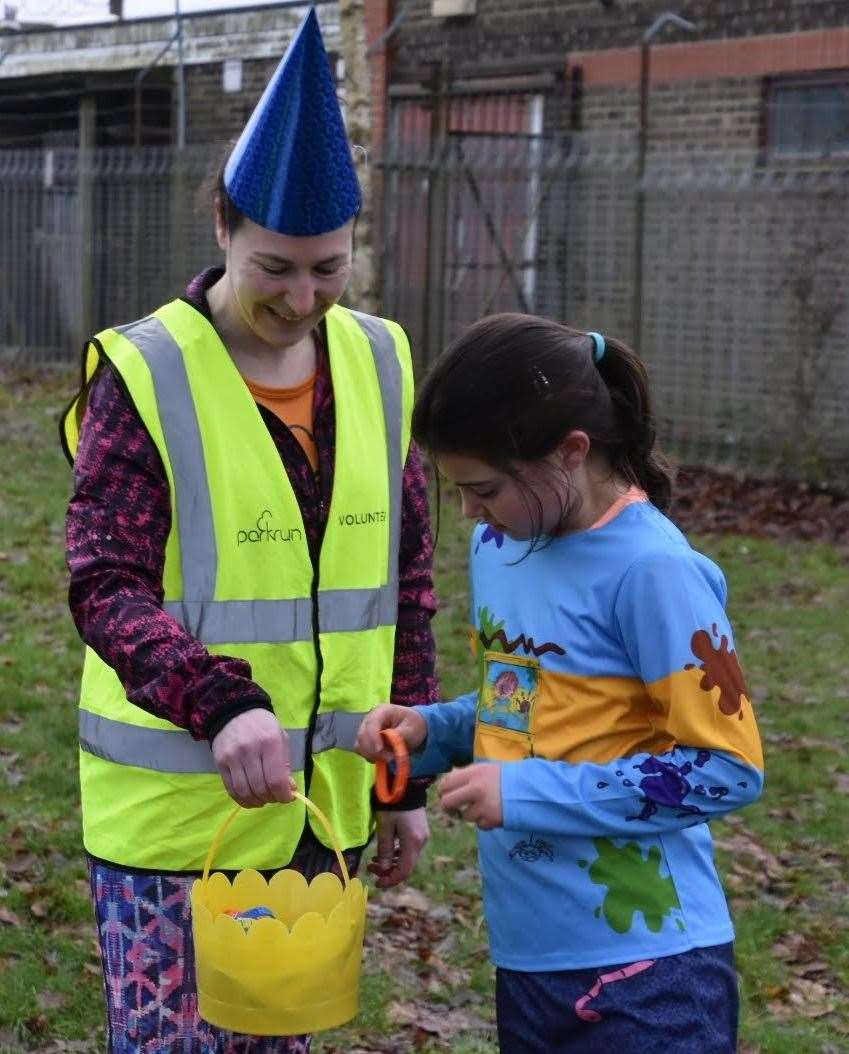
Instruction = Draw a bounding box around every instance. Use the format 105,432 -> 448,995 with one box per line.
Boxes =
89,835 -> 361,1054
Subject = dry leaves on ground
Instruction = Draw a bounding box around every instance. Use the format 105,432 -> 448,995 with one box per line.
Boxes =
670,468 -> 849,547
323,882 -> 495,1051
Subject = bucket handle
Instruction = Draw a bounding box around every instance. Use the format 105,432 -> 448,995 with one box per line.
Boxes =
202,791 -> 350,892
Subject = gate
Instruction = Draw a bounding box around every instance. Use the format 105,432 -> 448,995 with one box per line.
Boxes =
379,88 -> 569,366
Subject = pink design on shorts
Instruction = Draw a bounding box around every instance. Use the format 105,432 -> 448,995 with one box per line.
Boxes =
574,959 -> 657,1023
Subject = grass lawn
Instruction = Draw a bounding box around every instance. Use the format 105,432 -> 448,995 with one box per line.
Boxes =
0,370 -> 847,1053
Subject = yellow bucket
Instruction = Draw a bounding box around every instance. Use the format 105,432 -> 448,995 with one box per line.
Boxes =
190,792 -> 367,1036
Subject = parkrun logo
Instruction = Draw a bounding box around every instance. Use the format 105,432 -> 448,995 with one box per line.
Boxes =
237,509 -> 303,546
338,510 -> 387,527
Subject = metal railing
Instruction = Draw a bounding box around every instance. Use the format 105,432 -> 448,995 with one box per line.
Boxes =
2,137 -> 848,484
379,130 -> 849,486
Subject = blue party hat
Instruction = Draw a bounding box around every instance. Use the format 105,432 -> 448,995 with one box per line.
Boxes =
224,7 -> 361,236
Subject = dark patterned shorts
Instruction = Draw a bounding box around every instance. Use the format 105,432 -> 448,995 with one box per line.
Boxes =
495,943 -> 738,1053
88,833 -> 361,1054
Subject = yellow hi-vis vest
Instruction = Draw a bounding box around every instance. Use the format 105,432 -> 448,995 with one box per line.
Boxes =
62,299 -> 413,871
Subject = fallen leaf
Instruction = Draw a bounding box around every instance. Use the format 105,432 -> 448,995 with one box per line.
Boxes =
375,887 -> 434,913
37,990 -> 67,1011
387,1000 -> 495,1039
772,932 -> 821,963
7,853 -> 38,876
0,906 -> 22,926
22,1012 -> 49,1035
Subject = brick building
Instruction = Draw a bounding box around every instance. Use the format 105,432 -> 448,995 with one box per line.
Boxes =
366,1 -> 849,151
0,1 -> 340,149
0,2 -> 342,360
365,1 -> 849,483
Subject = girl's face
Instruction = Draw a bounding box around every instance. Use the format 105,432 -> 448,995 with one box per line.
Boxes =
437,451 -> 574,541
215,213 -> 354,349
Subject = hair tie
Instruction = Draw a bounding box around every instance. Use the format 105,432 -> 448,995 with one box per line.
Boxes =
587,331 -> 606,364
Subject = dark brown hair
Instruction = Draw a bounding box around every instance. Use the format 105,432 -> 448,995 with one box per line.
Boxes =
412,312 -> 672,535
215,160 -> 246,235
196,142 -> 246,235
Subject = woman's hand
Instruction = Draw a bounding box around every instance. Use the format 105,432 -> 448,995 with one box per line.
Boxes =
367,808 -> 430,888
211,708 -> 296,808
355,703 -> 428,762
438,763 -> 503,829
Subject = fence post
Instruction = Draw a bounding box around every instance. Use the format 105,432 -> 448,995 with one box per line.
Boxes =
170,2 -> 188,293
422,61 -> 451,366
632,40 -> 649,353
170,150 -> 187,296
76,96 -> 96,351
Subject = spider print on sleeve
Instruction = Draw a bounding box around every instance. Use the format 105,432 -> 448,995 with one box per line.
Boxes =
509,833 -> 555,863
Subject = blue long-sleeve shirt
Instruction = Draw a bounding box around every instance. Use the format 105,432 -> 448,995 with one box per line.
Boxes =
414,494 -> 764,971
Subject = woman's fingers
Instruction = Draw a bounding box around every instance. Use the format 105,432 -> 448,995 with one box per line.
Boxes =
261,731 -> 296,802
223,762 -> 264,808
371,815 -> 398,885
212,709 -> 294,807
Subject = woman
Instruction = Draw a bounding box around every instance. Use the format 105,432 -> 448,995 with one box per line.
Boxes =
61,10 -> 436,1052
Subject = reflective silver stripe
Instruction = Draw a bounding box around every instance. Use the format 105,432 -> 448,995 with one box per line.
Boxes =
79,710 -> 370,774
318,584 -> 398,634
310,710 -> 370,754
116,317 -> 216,629
162,587 -> 399,644
163,598 -> 313,645
80,710 -> 220,774
349,311 -> 403,614
118,309 -> 404,645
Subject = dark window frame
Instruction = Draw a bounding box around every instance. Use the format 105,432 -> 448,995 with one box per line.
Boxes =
761,68 -> 849,160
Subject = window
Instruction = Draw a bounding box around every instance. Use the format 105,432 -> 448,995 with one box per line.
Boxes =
763,71 -> 849,157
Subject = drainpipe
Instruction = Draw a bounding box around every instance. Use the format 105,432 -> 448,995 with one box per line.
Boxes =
174,0 -> 186,150
632,11 -> 696,351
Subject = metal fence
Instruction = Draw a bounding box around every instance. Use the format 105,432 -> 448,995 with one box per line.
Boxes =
0,145 -> 221,366
2,138 -> 849,485
379,131 -> 849,487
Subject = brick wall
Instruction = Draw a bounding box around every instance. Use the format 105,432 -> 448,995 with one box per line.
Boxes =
387,3 -> 849,150
365,0 -> 392,150
184,57 -> 282,148
391,0 -> 849,77
580,77 -> 762,151
378,6 -> 849,483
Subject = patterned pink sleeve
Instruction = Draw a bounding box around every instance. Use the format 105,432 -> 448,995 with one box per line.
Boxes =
66,365 -> 272,741
393,441 -> 439,708
383,441 -> 439,810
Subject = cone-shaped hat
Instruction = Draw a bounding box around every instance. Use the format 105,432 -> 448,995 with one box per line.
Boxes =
224,7 -> 361,236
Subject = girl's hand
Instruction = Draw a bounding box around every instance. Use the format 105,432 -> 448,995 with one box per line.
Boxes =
355,704 -> 428,762
438,763 -> 503,829
212,708 -> 297,808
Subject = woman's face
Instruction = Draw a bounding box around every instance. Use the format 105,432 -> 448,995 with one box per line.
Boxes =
215,212 -> 354,349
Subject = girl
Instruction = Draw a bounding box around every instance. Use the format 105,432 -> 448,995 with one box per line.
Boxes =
356,314 -> 764,1053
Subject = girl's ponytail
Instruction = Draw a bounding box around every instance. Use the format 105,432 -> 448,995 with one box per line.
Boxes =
412,312 -> 673,514
594,335 -> 673,511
